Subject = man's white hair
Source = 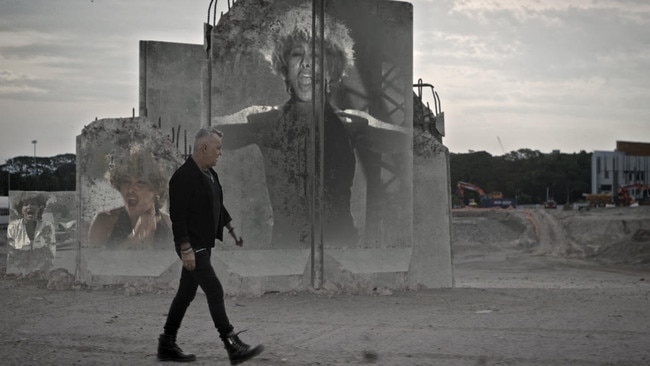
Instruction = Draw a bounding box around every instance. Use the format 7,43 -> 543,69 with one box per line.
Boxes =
195,126 -> 224,145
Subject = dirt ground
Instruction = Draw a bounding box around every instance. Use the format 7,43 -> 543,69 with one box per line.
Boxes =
1,206 -> 649,365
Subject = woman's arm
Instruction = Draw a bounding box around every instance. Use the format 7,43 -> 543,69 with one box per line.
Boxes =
212,105 -> 276,150
336,109 -> 410,154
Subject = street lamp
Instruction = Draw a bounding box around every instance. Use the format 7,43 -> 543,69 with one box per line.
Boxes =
32,140 -> 37,164
32,140 -> 37,188
6,159 -> 10,196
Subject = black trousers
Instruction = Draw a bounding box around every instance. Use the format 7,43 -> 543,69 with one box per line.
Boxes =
163,248 -> 234,338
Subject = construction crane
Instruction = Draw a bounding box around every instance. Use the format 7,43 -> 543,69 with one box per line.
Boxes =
497,136 -> 506,155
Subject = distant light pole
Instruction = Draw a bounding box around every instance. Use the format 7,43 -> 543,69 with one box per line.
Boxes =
6,159 -> 10,196
32,140 -> 37,163
32,140 -> 37,188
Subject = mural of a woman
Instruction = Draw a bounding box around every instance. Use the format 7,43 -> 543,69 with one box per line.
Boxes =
8,193 -> 56,251
7,192 -> 57,272
88,145 -> 172,249
215,4 -> 408,248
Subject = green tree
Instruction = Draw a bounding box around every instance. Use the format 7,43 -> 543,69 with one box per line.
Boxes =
450,149 -> 592,206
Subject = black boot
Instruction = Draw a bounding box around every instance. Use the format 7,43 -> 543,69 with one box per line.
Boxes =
221,330 -> 264,365
157,334 -> 196,362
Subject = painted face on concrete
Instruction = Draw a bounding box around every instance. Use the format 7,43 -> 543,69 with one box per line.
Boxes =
21,202 -> 39,222
118,176 -> 156,217
287,42 -> 329,102
287,42 -> 313,102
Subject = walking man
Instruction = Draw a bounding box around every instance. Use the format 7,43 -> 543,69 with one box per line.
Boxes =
158,126 -> 264,364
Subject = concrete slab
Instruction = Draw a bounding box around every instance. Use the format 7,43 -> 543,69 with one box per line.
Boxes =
214,249 -> 310,277
52,249 -> 77,274
212,249 -> 311,295
82,248 -> 177,278
211,248 -> 416,294
326,248 -> 412,274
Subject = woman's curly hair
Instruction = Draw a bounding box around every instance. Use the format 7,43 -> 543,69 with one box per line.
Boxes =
15,193 -> 49,220
106,144 -> 168,209
260,3 -> 355,87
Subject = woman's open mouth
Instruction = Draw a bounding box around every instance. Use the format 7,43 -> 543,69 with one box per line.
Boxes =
298,73 -> 312,86
126,197 -> 139,207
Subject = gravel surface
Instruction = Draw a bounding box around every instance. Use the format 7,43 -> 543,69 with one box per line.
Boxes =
1,206 -> 649,365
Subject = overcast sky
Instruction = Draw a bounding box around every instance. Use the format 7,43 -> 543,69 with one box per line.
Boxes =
1,0 -> 649,163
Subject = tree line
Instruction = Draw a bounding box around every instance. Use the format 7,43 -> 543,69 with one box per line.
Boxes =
450,149 -> 592,207
0,154 -> 76,195
1,149 -> 592,207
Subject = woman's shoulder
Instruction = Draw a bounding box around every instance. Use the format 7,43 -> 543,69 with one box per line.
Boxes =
88,207 -> 123,245
92,207 -> 123,225
8,218 -> 23,229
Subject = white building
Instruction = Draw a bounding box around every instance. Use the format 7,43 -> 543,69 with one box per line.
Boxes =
591,141 -> 650,204
0,196 -> 8,230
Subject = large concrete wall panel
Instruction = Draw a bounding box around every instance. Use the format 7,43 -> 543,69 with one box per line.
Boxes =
204,0 -> 419,292
139,41 -> 204,155
76,118 -> 185,284
412,127 -> 454,288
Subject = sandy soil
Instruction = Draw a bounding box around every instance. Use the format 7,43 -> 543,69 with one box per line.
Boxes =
1,206 -> 649,365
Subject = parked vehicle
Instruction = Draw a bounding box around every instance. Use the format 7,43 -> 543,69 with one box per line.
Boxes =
617,184 -> 649,206
544,200 -> 557,209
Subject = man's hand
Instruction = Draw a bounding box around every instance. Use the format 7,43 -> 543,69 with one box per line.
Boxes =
181,251 -> 195,271
227,226 -> 244,247
180,244 -> 195,271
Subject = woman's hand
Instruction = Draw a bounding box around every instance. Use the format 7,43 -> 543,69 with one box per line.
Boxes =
130,208 -> 159,243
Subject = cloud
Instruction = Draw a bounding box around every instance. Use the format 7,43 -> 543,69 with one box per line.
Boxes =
0,69 -> 47,96
0,0 -> 648,161
412,0 -> 650,155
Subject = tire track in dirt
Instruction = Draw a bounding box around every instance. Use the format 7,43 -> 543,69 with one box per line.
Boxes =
527,209 -> 585,258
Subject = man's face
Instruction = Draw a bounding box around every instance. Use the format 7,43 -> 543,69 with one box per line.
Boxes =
202,134 -> 223,168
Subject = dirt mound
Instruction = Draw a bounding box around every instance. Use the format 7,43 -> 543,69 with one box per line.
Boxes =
452,209 -> 535,253
592,228 -> 650,265
453,206 -> 650,266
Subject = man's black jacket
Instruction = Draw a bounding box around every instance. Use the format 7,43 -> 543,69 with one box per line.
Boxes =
168,157 -> 232,251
